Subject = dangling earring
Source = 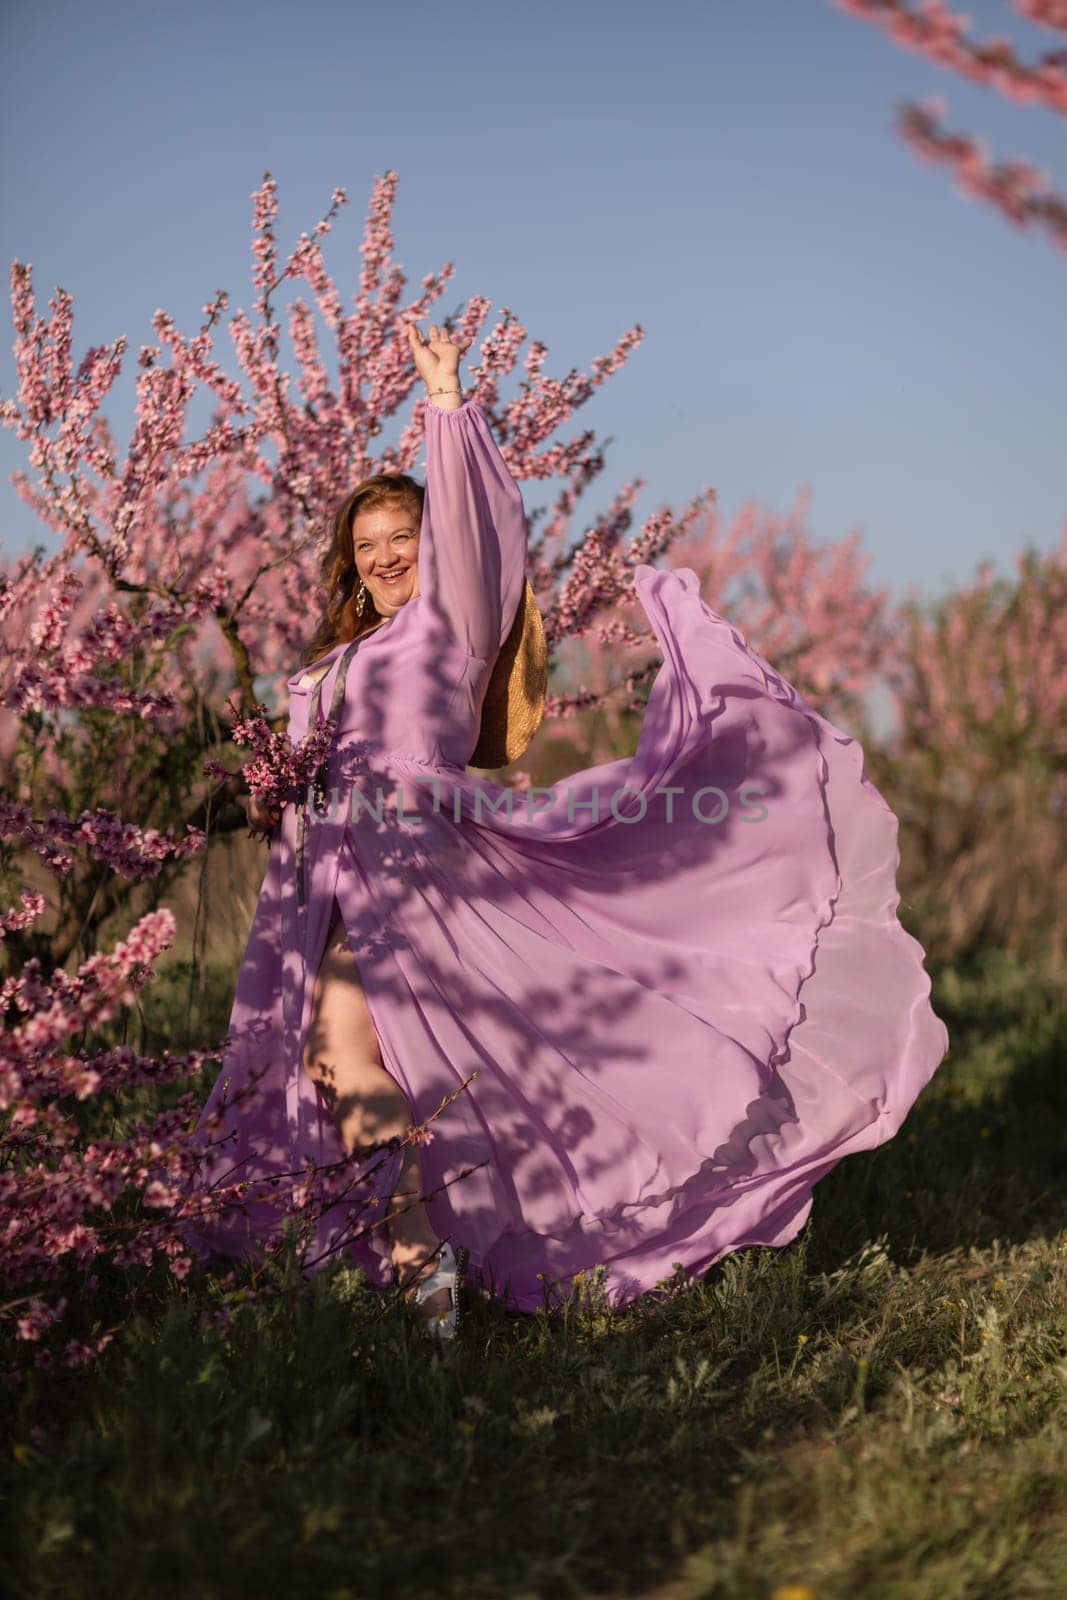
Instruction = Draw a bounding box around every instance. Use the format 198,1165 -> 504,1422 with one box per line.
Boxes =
353,575 -> 367,613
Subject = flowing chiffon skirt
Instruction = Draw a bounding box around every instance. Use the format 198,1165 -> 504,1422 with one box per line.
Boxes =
182,563 -> 949,1312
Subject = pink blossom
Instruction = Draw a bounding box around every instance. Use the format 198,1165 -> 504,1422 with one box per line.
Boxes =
833,2 -> 1067,252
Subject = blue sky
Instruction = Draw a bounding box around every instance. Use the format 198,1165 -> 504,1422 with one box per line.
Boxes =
1,0 -> 1063,607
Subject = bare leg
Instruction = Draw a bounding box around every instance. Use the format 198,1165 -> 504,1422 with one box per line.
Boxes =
302,899 -> 451,1317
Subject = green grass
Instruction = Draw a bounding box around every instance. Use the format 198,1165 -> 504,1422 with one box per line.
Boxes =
3,949 -> 1065,1600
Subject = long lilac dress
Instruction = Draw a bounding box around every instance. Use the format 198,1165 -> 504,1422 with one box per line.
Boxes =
183,396 -> 949,1312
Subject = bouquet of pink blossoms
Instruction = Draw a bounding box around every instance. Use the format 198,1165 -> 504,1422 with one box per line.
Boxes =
204,699 -> 337,822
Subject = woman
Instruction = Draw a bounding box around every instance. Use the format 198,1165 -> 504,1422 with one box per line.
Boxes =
186,321 -> 949,1339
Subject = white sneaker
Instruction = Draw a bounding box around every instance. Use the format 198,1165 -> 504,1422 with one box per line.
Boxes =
401,1239 -> 469,1340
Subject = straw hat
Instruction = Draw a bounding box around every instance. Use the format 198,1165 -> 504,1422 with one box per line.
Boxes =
468,578 -> 548,769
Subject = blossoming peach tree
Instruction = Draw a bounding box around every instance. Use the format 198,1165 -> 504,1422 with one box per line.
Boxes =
0,169 -> 897,1376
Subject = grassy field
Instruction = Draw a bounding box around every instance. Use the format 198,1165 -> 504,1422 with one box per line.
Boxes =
3,947 -> 1065,1600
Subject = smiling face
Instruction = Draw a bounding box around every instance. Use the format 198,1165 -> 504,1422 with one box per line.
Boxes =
350,501 -> 422,618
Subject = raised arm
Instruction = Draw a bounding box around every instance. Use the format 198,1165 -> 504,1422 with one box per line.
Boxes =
417,396 -> 528,659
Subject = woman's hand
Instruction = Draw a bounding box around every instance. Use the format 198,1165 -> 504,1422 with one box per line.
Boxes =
242,792 -> 281,841
406,321 -> 472,391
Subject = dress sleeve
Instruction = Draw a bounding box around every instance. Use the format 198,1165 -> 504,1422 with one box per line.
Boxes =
417,396 -> 529,659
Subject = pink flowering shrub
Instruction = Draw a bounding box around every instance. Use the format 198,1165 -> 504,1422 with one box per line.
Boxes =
0,878 -> 469,1376
1,901 -> 214,1372
865,537 -> 1067,965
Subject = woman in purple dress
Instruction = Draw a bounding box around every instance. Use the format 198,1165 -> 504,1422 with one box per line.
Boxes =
188,321 -> 950,1340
